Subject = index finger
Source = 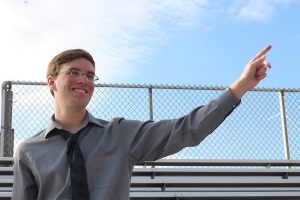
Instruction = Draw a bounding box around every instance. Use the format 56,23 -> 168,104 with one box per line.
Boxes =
250,44 -> 272,62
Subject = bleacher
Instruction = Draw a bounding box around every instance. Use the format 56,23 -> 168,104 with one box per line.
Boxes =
1,157 -> 300,199
0,157 -> 13,200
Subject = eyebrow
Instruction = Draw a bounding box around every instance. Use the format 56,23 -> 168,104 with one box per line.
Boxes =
67,67 -> 95,74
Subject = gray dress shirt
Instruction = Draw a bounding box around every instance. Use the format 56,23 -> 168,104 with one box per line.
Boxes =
12,89 -> 239,200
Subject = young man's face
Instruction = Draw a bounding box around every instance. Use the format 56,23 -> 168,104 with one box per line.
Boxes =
48,57 -> 96,111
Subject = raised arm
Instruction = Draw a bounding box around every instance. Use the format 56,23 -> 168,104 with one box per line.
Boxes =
230,45 -> 272,99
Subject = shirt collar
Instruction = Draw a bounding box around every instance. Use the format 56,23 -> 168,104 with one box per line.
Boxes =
44,111 -> 104,139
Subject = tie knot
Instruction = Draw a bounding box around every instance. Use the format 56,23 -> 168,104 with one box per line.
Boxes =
68,133 -> 80,142
67,134 -> 80,154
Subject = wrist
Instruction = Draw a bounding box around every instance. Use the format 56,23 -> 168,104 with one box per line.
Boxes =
229,80 -> 247,100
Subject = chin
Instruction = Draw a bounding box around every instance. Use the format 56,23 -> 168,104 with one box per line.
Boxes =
72,99 -> 90,108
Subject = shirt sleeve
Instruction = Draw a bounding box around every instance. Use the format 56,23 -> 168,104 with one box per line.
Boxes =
12,144 -> 38,200
117,88 -> 240,163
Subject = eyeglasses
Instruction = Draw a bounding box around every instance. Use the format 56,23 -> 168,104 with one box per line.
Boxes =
55,68 -> 99,82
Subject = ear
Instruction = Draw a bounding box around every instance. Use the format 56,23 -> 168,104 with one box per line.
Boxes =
47,76 -> 56,97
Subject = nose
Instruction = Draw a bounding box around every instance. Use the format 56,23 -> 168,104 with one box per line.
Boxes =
77,73 -> 89,83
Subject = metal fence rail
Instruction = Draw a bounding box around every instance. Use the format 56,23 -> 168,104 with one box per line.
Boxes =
1,157 -> 300,199
1,81 -> 300,160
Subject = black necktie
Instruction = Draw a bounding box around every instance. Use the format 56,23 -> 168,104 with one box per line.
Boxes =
58,130 -> 90,200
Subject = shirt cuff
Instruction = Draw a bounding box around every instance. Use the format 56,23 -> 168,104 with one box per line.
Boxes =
215,88 -> 241,113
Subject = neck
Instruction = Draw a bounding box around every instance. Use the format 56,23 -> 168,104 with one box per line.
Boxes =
54,107 -> 87,133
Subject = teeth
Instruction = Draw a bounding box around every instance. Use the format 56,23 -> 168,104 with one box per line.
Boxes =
73,88 -> 87,94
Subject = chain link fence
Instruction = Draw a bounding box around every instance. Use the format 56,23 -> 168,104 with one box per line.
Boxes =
1,81 -> 300,160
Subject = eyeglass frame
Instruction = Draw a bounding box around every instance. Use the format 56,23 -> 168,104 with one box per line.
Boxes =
53,68 -> 99,82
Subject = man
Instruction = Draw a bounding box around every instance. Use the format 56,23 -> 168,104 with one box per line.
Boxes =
13,45 -> 272,199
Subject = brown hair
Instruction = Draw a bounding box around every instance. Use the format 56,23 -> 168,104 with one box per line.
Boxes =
46,49 -> 95,78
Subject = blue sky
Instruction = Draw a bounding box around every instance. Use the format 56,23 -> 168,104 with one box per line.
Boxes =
1,0 -> 299,159
0,0 -> 299,88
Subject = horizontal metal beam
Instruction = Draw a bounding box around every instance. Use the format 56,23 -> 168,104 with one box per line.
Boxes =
7,81 -> 300,92
138,159 -> 300,167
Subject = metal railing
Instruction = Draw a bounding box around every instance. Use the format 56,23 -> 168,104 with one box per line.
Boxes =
1,81 -> 300,160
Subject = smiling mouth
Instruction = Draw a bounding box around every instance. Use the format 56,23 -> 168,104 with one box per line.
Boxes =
72,88 -> 88,94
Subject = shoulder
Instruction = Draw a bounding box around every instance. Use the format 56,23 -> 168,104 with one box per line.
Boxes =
14,129 -> 45,157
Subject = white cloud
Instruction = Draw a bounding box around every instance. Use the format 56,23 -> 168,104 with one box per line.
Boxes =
0,0 -> 208,85
228,0 -> 274,21
228,0 -> 296,22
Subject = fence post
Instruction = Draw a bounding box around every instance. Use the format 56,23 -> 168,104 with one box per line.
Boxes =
1,81 -> 14,157
279,90 -> 290,160
148,86 -> 153,120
